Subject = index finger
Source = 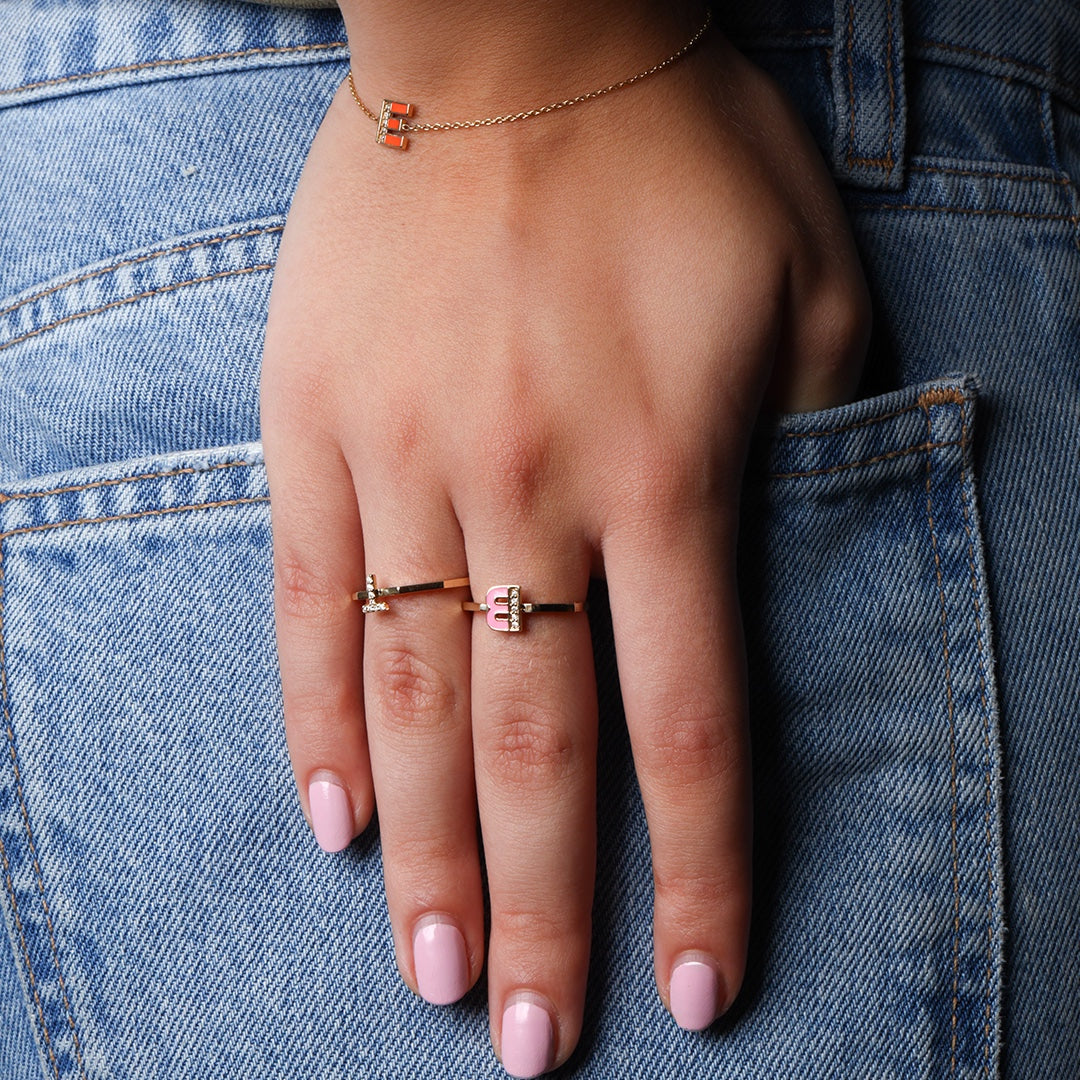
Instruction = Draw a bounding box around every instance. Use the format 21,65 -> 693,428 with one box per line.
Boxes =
262,427 -> 373,849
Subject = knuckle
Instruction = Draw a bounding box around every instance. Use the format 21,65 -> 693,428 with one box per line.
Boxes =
482,701 -> 576,788
370,401 -> 427,480
284,681 -> 360,741
621,441 -> 711,524
369,645 -> 459,736
652,862 -> 747,914
492,903 -> 575,950
386,824 -> 470,873
266,359 -> 363,444
810,277 -> 872,371
640,706 -> 743,786
836,282 -> 873,349
274,557 -> 347,625
475,417 -> 553,516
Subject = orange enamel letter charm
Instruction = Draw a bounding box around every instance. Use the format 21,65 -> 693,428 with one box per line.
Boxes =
377,100 -> 415,149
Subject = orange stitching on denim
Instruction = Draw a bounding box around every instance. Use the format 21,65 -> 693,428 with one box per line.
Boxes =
0,835 -> 60,1078
848,153 -> 897,167
0,541 -> 89,1078
0,265 -> 276,353
0,41 -> 348,97
851,204 -> 1075,221
844,0 -> 896,173
921,401 -> 962,1077
770,438 -> 961,479
919,388 -> 966,408
909,164 -> 1071,186
0,496 -> 270,543
0,460 -> 257,503
0,226 -> 284,321
784,390 -> 967,441
0,549 -> 62,1078
955,410 -> 996,1077
782,403 -> 921,440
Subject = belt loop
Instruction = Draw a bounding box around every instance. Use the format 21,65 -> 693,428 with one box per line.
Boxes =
831,0 -> 907,190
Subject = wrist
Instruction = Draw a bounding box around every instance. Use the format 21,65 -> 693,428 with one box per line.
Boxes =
337,0 -> 708,123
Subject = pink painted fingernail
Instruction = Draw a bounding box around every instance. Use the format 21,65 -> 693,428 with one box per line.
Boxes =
670,957 -> 720,1031
307,778 -> 353,852
500,995 -> 554,1078
413,918 -> 469,1005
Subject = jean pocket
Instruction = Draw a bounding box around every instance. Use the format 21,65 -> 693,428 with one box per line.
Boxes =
0,444 -> 447,1078
0,374 -> 1007,1078
0,219 -> 288,484
736,375 -> 1005,1078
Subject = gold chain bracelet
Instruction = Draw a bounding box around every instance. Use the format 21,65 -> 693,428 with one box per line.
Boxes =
346,7 -> 712,150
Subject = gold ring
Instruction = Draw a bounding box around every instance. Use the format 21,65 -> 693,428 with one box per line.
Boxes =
353,574 -> 470,613
463,585 -> 586,633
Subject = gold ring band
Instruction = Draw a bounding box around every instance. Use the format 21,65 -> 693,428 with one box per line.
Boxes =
354,574 -> 470,613
461,602 -> 586,614
464,585 -> 586,632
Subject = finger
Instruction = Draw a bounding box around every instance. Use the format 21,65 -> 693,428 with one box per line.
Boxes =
358,483 -> 482,1006
604,506 -> 751,1031
262,423 -> 372,851
465,524 -> 596,1078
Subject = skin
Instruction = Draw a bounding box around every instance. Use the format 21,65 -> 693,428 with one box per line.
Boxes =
261,1 -> 870,1071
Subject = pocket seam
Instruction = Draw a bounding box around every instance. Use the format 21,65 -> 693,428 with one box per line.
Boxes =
770,437 -> 961,480
784,400 -> 930,440
0,496 -> 270,544
955,408 -> 1001,1077
0,224 -> 284,324
919,401 -> 965,1074
920,396 -> 1001,1077
0,41 -> 346,102
0,460 -> 258,506
0,264 -> 275,355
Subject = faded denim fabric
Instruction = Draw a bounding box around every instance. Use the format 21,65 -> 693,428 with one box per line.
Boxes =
0,1 -> 1076,1078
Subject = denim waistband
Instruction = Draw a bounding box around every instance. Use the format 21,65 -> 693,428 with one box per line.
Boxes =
725,0 -> 1080,190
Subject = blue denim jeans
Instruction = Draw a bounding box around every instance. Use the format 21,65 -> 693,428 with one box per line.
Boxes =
0,1 -> 1077,1077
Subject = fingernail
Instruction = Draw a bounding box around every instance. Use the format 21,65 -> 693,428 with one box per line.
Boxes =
500,994 -> 554,1078
670,956 -> 720,1031
307,777 -> 353,852
413,917 -> 469,1005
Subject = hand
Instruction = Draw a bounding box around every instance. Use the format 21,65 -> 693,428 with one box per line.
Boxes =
261,9 -> 868,1075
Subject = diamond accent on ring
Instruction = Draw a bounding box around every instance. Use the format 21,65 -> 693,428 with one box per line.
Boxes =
362,573 -> 390,613
484,585 -> 522,632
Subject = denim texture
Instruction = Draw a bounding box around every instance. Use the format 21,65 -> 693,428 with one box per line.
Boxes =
0,1 -> 1077,1077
